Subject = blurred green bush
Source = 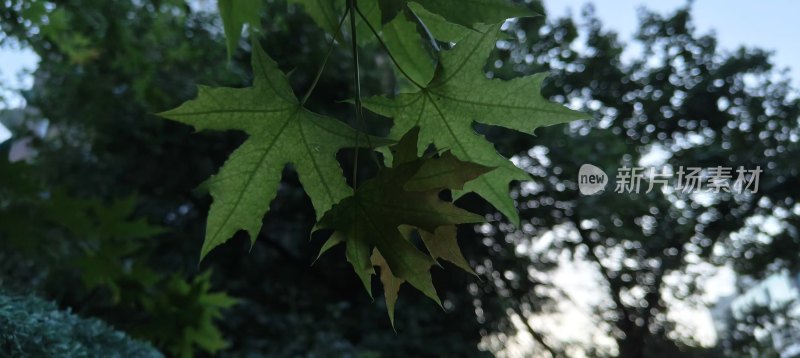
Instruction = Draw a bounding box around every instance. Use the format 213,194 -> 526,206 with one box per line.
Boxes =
0,290 -> 163,357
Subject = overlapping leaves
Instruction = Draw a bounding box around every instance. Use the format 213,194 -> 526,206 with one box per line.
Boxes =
166,0 -> 584,322
287,0 -> 584,224
315,128 -> 490,323
376,0 -> 535,28
288,0 -> 536,85
363,26 -> 588,224
289,0 -> 534,34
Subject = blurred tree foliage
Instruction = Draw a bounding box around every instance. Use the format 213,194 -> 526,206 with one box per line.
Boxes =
1,0 -> 799,357
484,3 -> 800,357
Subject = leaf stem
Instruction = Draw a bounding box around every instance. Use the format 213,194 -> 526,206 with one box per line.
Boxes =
300,8 -> 351,105
349,0 -> 362,190
355,7 -> 425,89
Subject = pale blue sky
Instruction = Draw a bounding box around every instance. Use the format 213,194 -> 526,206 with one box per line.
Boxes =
543,0 -> 799,84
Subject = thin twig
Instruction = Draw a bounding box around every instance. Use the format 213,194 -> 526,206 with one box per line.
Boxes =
512,305 -> 562,358
574,222 -> 634,334
348,0 -> 363,190
300,8 -> 351,105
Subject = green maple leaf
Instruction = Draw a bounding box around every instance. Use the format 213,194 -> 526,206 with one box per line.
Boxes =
315,128 -> 490,323
377,0 -> 536,27
293,0 -> 533,33
381,10 -> 437,85
409,0 -> 534,27
404,2 -> 472,42
290,0 -> 535,86
159,43 -> 385,260
362,25 -> 588,225
218,0 -> 262,57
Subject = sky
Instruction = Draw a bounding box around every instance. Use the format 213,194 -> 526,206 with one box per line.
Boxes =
542,0 -> 800,84
0,44 -> 37,142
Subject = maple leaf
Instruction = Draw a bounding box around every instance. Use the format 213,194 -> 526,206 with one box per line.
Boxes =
416,225 -> 475,275
380,10 -> 437,85
218,0 -> 262,57
159,43 -> 386,260
369,224 -> 474,325
370,249 -> 403,324
402,3 -> 472,42
290,0 -> 535,85
291,0 -> 533,33
377,0 -> 536,28
315,128 -> 490,323
362,25 -> 588,225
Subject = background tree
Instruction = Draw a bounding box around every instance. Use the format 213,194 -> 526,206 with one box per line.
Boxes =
482,3 -> 799,357
2,0 -> 799,357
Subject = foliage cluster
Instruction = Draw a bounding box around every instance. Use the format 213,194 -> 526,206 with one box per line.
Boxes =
165,0 -> 583,322
0,147 -> 236,357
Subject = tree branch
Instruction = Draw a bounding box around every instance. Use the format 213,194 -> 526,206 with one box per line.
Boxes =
512,305 -> 562,358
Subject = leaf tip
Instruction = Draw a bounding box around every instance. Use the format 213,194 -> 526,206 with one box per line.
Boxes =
432,294 -> 443,310
356,270 -> 375,299
198,249 -> 210,267
389,314 -> 398,333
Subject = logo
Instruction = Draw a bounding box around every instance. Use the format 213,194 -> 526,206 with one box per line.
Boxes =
578,164 -> 608,195
575,164 -> 761,195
